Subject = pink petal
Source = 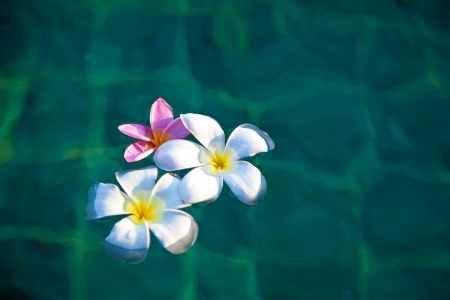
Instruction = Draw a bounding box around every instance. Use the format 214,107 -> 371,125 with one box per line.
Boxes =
161,117 -> 190,141
118,124 -> 153,141
150,98 -> 174,136
123,141 -> 155,163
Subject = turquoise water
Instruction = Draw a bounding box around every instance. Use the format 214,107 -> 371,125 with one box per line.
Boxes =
1,0 -> 450,299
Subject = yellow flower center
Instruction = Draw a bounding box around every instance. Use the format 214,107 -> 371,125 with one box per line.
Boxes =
150,129 -> 171,148
126,196 -> 165,224
210,150 -> 231,172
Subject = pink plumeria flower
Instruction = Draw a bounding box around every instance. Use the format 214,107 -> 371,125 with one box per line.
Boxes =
86,166 -> 198,264
118,98 -> 190,163
154,114 -> 275,205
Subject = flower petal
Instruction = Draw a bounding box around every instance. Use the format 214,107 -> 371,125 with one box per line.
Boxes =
151,173 -> 188,209
123,141 -> 155,163
118,124 -> 152,141
181,113 -> 225,153
116,166 -> 158,202
86,183 -> 129,220
161,117 -> 190,142
179,167 -> 223,204
223,161 -> 267,205
154,140 -> 212,171
149,209 -> 198,254
224,124 -> 275,160
104,217 -> 149,264
150,98 -> 174,136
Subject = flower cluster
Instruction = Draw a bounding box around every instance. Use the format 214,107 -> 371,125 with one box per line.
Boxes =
86,98 -> 274,263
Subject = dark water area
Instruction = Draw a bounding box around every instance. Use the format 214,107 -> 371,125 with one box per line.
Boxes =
1,0 -> 450,299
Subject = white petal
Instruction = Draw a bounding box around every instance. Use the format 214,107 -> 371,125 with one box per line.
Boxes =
151,173 -> 188,209
224,124 -> 275,160
115,166 -> 158,202
154,140 -> 212,171
86,183 -> 129,220
104,217 -> 150,264
149,209 -> 198,254
181,113 -> 225,153
179,168 -> 223,204
224,161 -> 267,205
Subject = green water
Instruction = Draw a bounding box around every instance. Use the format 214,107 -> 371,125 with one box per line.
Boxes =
1,0 -> 450,299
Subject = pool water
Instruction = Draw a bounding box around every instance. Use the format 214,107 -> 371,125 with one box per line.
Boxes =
1,1 -> 450,299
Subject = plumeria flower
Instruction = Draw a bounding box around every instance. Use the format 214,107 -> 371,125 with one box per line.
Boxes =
118,98 -> 190,162
154,114 -> 275,205
86,166 -> 198,264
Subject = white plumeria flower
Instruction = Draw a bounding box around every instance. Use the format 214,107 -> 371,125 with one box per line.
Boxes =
154,113 -> 275,205
86,166 -> 198,264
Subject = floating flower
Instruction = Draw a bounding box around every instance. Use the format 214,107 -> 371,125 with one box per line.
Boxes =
154,114 -> 275,205
86,166 -> 198,263
118,98 -> 190,162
